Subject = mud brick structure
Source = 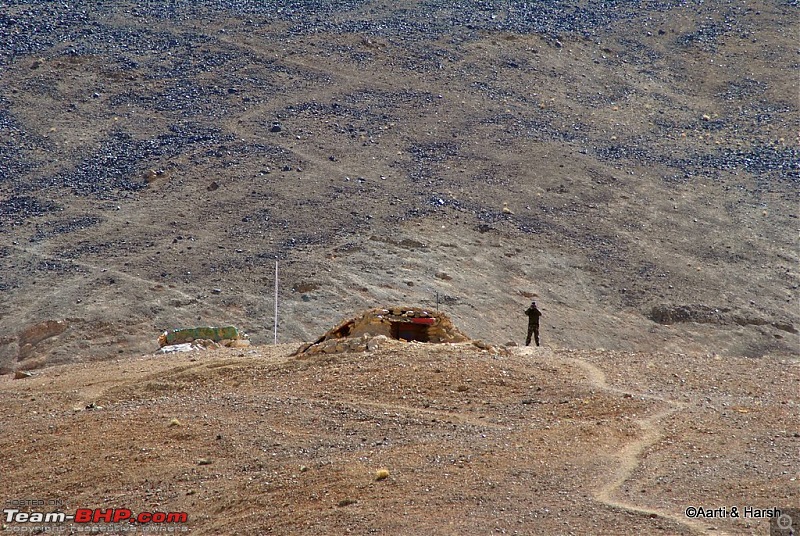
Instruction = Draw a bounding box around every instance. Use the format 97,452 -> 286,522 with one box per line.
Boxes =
293,307 -> 470,356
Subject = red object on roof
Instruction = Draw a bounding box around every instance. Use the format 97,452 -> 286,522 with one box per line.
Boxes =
410,317 -> 436,325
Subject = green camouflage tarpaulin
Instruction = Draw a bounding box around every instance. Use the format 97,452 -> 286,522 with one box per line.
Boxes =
158,326 -> 243,347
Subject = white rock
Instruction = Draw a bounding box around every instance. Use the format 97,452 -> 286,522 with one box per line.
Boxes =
158,343 -> 197,354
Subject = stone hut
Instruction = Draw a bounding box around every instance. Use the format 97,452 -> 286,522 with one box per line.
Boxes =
293,307 -> 470,356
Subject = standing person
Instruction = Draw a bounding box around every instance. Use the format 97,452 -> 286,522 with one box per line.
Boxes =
525,301 -> 542,346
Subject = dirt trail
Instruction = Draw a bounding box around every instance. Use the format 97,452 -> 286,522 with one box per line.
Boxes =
1,342 -> 793,535
515,346 -> 728,536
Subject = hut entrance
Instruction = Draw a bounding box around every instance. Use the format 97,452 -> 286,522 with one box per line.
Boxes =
391,322 -> 430,342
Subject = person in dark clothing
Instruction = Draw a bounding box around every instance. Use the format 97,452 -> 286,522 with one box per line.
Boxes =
525,301 -> 542,346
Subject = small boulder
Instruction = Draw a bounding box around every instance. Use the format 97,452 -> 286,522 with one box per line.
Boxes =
473,340 -> 493,351
367,335 -> 389,351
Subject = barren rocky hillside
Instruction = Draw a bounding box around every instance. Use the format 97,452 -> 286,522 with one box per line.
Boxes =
0,1 -> 797,370
0,3 -> 798,534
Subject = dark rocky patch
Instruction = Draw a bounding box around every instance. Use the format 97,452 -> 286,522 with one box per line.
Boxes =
31,216 -> 103,241
649,304 -> 797,334
0,196 -> 59,225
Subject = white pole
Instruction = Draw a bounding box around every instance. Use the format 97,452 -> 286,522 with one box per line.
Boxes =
274,260 -> 278,344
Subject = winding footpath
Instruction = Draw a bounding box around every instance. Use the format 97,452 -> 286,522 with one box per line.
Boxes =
517,346 -> 733,536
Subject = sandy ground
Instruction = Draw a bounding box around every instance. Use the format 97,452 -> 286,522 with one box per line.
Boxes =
1,341 -> 797,535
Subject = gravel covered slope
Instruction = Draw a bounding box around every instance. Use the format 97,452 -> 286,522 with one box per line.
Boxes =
0,1 -> 797,371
